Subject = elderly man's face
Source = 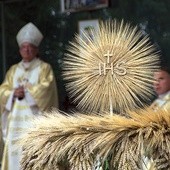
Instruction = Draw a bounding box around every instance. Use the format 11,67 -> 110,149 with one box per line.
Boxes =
19,42 -> 38,62
153,70 -> 170,95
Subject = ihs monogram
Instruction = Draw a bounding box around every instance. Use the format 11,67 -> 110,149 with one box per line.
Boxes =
99,50 -> 127,76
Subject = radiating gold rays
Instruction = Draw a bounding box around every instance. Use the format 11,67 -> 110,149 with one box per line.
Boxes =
63,19 -> 160,114
21,109 -> 170,170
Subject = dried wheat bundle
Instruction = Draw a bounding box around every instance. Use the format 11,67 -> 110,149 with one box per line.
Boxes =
63,19 -> 160,114
129,109 -> 170,170
21,108 -> 170,170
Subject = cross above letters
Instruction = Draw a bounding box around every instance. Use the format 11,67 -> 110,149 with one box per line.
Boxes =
104,50 -> 113,63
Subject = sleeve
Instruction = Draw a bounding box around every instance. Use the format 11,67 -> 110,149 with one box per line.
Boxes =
0,66 -> 16,114
26,62 -> 59,111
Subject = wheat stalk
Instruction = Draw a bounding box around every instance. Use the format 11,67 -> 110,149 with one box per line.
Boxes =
20,108 -> 170,170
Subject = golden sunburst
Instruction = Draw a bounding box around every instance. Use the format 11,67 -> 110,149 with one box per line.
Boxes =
63,19 -> 160,114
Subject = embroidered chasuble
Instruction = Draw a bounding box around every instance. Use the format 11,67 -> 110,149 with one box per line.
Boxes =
0,58 -> 58,170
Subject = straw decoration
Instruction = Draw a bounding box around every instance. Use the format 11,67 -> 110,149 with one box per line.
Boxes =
20,19 -> 162,170
63,19 -> 160,114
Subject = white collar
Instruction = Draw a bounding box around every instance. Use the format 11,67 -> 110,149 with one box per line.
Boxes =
20,58 -> 40,71
158,91 -> 170,99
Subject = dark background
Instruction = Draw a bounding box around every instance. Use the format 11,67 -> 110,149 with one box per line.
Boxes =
0,0 -> 170,110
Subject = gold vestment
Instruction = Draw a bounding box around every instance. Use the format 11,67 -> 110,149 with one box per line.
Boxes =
0,58 -> 58,170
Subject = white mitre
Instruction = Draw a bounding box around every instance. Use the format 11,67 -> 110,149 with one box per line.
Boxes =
16,22 -> 43,47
